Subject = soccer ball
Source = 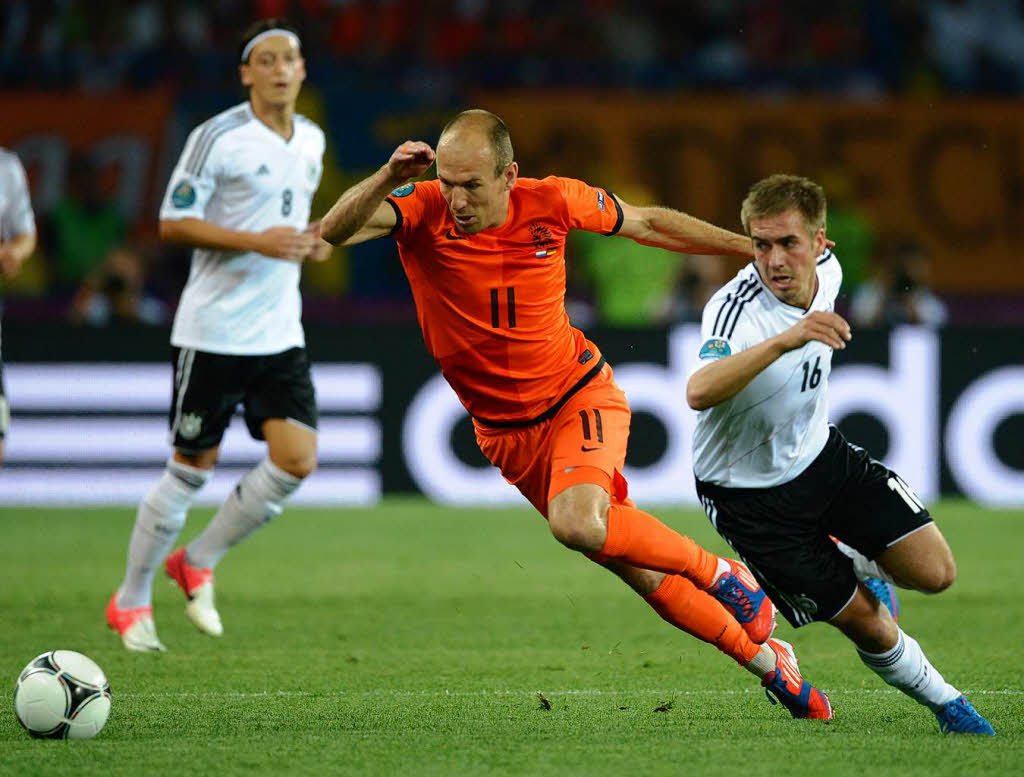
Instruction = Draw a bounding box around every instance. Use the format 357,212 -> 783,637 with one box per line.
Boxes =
13,651 -> 112,739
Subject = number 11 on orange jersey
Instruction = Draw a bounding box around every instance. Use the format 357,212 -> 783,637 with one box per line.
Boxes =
490,287 -> 516,328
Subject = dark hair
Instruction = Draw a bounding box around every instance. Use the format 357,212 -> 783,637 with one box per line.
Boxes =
238,18 -> 301,63
439,109 -> 514,177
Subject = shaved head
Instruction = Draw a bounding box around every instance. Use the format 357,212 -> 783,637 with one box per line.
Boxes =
434,109 -> 519,233
438,110 -> 514,177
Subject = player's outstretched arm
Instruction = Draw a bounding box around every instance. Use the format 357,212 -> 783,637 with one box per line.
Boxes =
687,311 -> 851,410
614,198 -> 753,258
159,218 -> 317,262
320,141 -> 435,246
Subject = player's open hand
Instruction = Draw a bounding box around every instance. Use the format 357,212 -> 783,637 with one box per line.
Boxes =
779,311 -> 852,351
386,141 -> 435,181
256,226 -> 317,261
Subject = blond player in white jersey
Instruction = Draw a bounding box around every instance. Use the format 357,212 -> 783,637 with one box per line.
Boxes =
107,18 -> 331,652
0,148 -> 36,464
688,174 -> 994,735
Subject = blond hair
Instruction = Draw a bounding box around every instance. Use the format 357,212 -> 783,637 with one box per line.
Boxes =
741,174 -> 827,235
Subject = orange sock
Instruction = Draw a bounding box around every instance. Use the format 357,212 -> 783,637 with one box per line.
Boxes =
600,503 -> 719,589
644,574 -> 759,665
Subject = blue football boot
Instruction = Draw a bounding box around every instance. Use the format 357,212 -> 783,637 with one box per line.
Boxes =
935,695 -> 995,735
863,577 -> 900,621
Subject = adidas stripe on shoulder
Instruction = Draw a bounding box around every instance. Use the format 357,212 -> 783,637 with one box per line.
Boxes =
184,107 -> 251,176
711,275 -> 763,339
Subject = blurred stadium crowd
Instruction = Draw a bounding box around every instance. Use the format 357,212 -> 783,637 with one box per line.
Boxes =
2,0 -> 1023,327
5,1 -> 1024,95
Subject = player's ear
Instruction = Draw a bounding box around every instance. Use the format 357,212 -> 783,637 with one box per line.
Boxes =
503,161 -> 518,191
814,227 -> 827,255
239,64 -> 253,88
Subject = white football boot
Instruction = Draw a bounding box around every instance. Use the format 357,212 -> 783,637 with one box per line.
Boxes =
106,593 -> 167,652
164,547 -> 224,637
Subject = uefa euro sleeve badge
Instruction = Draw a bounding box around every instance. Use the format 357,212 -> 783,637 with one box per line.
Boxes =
171,181 -> 196,209
699,338 -> 732,360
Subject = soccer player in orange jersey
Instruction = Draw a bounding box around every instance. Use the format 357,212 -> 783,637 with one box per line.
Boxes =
320,110 -> 831,719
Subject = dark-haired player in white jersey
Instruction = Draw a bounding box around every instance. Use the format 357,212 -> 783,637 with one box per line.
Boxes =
0,147 -> 36,465
107,18 -> 330,652
688,174 -> 994,735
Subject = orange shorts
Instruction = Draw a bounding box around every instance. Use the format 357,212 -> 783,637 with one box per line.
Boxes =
474,363 -> 631,517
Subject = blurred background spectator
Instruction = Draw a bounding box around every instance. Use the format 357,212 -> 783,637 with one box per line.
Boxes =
46,155 -> 126,298
2,0 -> 1023,328
850,237 -> 949,328
817,167 -> 876,298
68,244 -> 168,326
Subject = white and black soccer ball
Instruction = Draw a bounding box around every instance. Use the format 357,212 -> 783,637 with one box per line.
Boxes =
13,650 -> 112,739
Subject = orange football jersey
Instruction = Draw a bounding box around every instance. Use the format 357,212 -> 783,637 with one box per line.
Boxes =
387,176 -> 624,424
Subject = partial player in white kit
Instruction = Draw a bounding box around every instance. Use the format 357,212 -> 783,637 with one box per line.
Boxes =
688,174 -> 995,735
0,148 -> 36,465
107,18 -> 331,652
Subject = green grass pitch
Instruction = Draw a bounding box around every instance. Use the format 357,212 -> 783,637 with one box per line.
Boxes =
1,498 -> 1021,776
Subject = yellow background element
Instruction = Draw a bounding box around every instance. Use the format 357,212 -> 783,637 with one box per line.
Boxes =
473,93 -> 1024,292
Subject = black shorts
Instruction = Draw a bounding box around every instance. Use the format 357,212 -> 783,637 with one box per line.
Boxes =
0,359 -> 7,439
695,426 -> 933,628
168,346 -> 318,453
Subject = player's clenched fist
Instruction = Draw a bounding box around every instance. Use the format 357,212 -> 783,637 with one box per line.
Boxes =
386,141 -> 435,181
779,311 -> 852,351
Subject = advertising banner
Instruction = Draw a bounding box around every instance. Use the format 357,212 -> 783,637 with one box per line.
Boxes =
1,324 -> 1020,507
0,92 -> 173,228
5,90 -> 1024,291
472,93 -> 1024,293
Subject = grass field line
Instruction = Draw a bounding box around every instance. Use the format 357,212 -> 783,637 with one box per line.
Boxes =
118,688 -> 1024,700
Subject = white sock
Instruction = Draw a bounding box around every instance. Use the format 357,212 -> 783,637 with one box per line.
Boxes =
858,628 -> 960,711
711,557 -> 732,585
117,459 -> 211,609
186,458 -> 302,569
834,539 -> 903,588
743,642 -> 777,679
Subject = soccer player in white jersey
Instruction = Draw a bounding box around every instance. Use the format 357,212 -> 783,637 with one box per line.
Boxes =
106,18 -> 331,652
0,148 -> 36,465
688,174 -> 995,735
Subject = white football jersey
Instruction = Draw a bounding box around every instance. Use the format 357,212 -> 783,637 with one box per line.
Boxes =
0,147 -> 35,352
160,102 -> 325,355
0,148 -> 35,242
692,251 -> 843,488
